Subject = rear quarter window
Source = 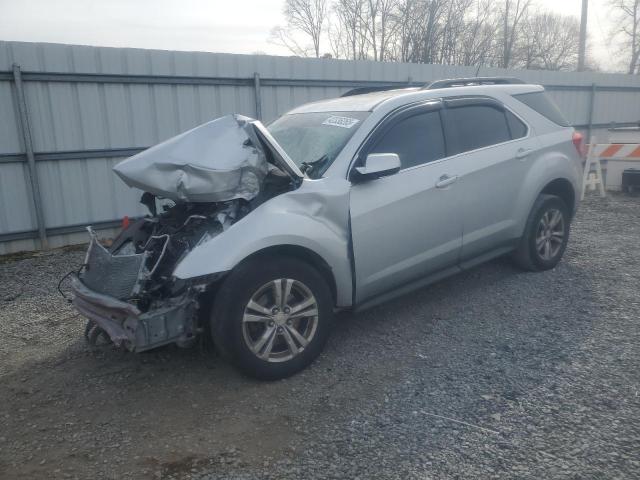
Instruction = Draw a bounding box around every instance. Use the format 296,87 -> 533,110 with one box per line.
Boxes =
506,110 -> 528,139
512,91 -> 570,127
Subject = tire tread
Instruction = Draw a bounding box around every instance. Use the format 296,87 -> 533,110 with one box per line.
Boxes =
513,194 -> 569,272
210,255 -> 333,380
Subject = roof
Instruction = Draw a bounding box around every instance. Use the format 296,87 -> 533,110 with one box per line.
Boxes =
287,83 -> 543,115
287,88 -> 421,114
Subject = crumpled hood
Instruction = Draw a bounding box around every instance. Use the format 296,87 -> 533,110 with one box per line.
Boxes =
113,114 -> 269,203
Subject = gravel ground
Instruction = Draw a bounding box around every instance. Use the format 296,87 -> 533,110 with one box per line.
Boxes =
0,194 -> 639,480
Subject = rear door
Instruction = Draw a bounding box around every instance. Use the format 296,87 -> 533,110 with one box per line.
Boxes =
349,102 -> 463,304
442,97 -> 538,263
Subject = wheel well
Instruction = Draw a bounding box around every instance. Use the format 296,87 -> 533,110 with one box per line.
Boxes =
238,245 -> 338,305
540,179 -> 575,217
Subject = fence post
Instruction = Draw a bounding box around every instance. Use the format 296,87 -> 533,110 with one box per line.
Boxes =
253,72 -> 262,121
12,63 -> 48,250
587,82 -> 596,141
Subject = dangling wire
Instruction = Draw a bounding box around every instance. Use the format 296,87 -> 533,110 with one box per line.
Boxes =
57,264 -> 86,303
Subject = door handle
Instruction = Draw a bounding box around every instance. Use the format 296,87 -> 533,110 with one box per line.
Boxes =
435,174 -> 458,188
516,148 -> 533,159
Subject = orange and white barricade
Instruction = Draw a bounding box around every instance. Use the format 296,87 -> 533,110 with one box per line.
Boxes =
581,142 -> 640,199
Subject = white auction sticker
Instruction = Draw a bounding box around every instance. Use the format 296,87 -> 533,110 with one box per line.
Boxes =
322,116 -> 360,129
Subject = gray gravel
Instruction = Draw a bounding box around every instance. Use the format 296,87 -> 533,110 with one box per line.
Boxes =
1,194 -> 639,480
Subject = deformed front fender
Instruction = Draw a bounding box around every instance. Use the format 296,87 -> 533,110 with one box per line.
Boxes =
172,177 -> 354,307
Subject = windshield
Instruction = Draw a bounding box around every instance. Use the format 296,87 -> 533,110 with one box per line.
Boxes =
268,111 -> 369,179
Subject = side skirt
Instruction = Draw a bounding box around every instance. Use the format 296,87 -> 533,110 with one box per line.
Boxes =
353,243 -> 517,313
458,244 -> 515,270
354,265 -> 462,313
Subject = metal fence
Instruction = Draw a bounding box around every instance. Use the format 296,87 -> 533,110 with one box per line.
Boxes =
2,40 -> 640,254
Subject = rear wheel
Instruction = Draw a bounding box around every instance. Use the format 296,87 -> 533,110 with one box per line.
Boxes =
211,256 -> 333,380
513,194 -> 570,271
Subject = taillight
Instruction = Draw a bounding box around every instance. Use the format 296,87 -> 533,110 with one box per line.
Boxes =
121,215 -> 130,230
572,132 -> 586,158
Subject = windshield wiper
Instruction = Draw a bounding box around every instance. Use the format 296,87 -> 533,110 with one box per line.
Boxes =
300,154 -> 329,178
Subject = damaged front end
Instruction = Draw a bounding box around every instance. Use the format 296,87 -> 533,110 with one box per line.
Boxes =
69,114 -> 302,351
71,202 -> 234,351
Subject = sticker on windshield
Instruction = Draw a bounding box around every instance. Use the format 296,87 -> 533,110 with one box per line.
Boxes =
322,116 -> 360,129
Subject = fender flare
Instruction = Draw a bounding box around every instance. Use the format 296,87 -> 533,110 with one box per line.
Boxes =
513,153 -> 579,238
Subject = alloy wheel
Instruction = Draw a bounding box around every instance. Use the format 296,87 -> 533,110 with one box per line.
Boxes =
242,279 -> 319,363
535,208 -> 565,261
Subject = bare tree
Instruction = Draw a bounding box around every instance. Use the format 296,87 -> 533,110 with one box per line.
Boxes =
330,0 -> 369,59
270,26 -> 313,57
376,0 -> 401,61
500,0 -> 532,68
394,0 -> 423,62
421,0 -> 446,64
609,0 -> 640,73
438,0 -> 475,64
279,0 -> 328,57
365,0 -> 380,60
457,0 -> 499,67
359,0 -> 401,61
327,14 -> 349,58
526,13 -> 580,70
278,0 -> 586,71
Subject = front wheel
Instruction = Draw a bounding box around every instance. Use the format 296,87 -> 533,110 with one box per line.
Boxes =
512,194 -> 570,271
211,256 -> 334,380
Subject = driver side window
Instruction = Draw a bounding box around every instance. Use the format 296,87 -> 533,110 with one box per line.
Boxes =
370,110 -> 446,169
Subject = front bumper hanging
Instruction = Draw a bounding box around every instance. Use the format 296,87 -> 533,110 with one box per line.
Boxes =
71,276 -> 197,352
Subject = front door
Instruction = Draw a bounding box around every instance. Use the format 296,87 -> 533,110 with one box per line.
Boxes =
349,103 -> 463,305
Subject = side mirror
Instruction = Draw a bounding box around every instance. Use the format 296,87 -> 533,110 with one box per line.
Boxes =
352,153 -> 401,181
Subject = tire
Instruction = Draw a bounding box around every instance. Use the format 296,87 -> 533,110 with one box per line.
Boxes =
84,320 -> 112,347
512,194 -> 570,272
210,256 -> 334,380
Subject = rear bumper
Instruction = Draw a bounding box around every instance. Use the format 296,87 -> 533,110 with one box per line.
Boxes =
71,276 -> 197,351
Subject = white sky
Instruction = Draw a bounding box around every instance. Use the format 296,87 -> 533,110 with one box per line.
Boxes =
0,0 -> 624,72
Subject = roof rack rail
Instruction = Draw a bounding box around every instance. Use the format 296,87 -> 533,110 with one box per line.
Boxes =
340,84 -> 413,97
422,77 -> 526,90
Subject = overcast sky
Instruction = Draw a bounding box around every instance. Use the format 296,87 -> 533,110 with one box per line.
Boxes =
0,0 -> 623,72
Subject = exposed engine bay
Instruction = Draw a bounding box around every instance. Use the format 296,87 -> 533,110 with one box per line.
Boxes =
69,114 -> 301,351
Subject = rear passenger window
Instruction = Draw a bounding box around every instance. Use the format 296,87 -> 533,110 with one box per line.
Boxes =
506,110 -> 527,139
370,110 -> 446,169
448,105 -> 511,153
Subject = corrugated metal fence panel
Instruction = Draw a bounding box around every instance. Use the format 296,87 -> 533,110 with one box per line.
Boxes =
0,163 -> 36,230
593,90 -> 640,125
0,82 -> 23,153
1,40 -> 640,254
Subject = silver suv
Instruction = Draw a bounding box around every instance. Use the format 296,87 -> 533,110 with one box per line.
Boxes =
70,77 -> 583,379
